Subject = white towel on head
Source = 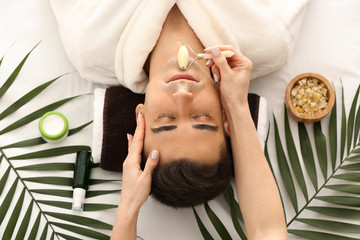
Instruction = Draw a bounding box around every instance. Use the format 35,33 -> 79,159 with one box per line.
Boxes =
50,0 -> 309,93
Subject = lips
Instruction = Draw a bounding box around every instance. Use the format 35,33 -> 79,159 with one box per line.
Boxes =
168,74 -> 197,83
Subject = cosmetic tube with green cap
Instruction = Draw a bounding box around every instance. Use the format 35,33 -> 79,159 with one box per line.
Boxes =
72,150 -> 92,211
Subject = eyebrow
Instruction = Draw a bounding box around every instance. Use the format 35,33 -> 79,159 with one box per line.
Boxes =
151,124 -> 218,133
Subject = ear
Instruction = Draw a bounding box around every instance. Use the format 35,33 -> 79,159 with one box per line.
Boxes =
135,104 -> 144,118
223,110 -> 230,136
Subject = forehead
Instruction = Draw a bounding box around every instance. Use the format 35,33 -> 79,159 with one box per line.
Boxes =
144,124 -> 224,165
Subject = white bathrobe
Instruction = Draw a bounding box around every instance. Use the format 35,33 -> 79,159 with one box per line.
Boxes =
50,0 -> 309,93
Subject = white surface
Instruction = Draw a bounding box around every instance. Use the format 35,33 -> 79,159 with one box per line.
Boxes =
1,0 -> 360,239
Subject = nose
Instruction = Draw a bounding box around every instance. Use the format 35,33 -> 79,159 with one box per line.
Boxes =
173,89 -> 193,116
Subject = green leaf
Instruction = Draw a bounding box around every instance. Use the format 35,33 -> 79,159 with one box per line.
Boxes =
354,100 -> 360,146
223,185 -> 247,239
307,206 -> 360,220
1,121 -> 93,149
16,162 -> 75,171
340,162 -> 360,170
68,120 -> 93,136
0,74 -> 64,121
15,200 -> 34,240
204,202 -> 232,240
0,43 -> 39,99
345,155 -> 360,162
85,189 -> 121,198
284,107 -> 308,201
39,223 -> 48,240
0,178 -> 19,225
325,184 -> 360,194
23,177 -> 73,186
89,178 -> 120,185
329,94 -> 337,171
347,85 -> 360,151
31,189 -> 73,198
0,166 -> 11,195
50,222 -> 110,239
333,173 -> 360,182
298,122 -> 318,190
313,122 -> 328,180
340,82 -> 347,160
0,95 -> 84,135
297,218 -> 360,233
289,229 -> 359,240
193,207 -> 214,240
1,137 -> 46,149
9,145 -> 91,160
56,232 -> 83,240
38,200 -> 72,210
273,115 -> 298,212
31,188 -> 121,199
3,188 -> 26,239
83,203 -> 118,211
316,196 -> 360,207
45,211 -> 112,230
28,212 -> 41,240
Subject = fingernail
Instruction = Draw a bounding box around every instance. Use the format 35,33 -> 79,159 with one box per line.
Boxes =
214,73 -> 219,83
127,133 -> 130,140
151,150 -> 159,160
212,47 -> 220,57
204,47 -> 210,51
206,59 -> 211,66
137,112 -> 142,124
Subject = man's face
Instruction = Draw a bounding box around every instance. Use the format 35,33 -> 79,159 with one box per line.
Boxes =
139,57 -> 228,164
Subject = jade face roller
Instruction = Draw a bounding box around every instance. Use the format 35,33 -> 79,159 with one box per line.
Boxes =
177,44 -> 234,70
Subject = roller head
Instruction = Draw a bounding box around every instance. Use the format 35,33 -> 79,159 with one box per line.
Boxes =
177,45 -> 189,70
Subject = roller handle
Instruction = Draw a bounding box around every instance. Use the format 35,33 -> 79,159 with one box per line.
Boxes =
197,50 -> 234,60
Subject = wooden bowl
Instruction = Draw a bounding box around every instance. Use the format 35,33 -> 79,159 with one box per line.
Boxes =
285,73 -> 335,123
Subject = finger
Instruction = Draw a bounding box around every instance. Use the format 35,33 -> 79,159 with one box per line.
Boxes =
211,47 -> 232,74
211,65 -> 221,83
129,112 -> 145,155
127,133 -> 133,152
142,149 -> 160,176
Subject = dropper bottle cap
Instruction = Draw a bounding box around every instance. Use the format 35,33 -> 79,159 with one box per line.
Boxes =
72,188 -> 86,211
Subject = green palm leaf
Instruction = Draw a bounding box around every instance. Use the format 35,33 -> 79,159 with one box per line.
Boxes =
328,93 -> 337,171
0,178 -> 19,225
15,200 -> 34,240
193,207 -> 214,240
3,188 -> 26,239
313,122 -> 327,180
204,202 -> 232,240
0,74 -> 65,121
0,95 -> 86,135
347,85 -> 360,151
273,115 -> 298,212
340,81 -> 347,160
284,106 -> 309,201
44,212 -> 113,230
288,229 -> 359,240
298,122 -> 318,190
50,222 -> 109,240
9,145 -> 91,160
1,120 -> 93,149
0,45 -> 116,239
307,206 -> 360,220
0,42 -> 39,99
